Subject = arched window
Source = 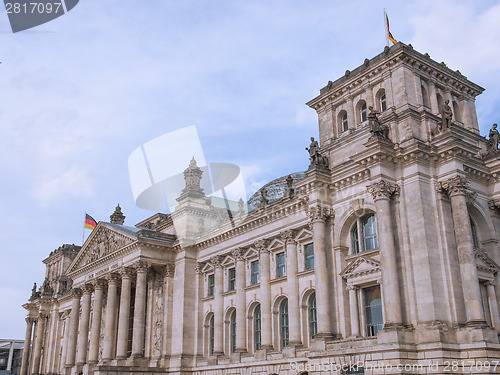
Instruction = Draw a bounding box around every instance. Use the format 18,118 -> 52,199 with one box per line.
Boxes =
308,293 -> 317,339
380,93 -> 387,112
453,101 -> 461,122
351,213 -> 378,254
340,111 -> 349,132
209,315 -> 214,355
421,85 -> 430,108
254,304 -> 261,351
279,299 -> 289,348
470,216 -> 480,248
436,93 -> 444,112
360,102 -> 367,122
230,310 -> 236,353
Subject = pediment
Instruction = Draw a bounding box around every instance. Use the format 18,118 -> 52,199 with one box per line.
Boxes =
340,256 -> 380,279
221,255 -> 235,267
268,238 -> 284,252
295,228 -> 313,243
475,249 -> 499,274
244,247 -> 259,259
67,223 -> 136,274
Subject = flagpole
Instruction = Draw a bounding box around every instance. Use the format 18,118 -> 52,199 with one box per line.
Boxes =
82,212 -> 86,246
384,9 -> 389,47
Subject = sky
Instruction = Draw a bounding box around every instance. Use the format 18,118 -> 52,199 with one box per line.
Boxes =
1,0 -> 500,339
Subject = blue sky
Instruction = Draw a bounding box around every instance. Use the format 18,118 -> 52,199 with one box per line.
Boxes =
1,0 -> 500,338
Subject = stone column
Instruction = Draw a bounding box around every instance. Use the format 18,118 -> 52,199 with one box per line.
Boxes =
66,288 -> 82,366
282,230 -> 301,345
439,176 -> 485,325
308,205 -> 333,339
131,262 -> 149,358
88,279 -> 105,363
102,274 -> 119,360
60,312 -> 71,370
365,85 -> 374,109
211,256 -> 224,356
20,317 -> 35,375
6,341 -> 14,372
232,249 -> 247,352
47,304 -> 60,373
367,181 -> 403,328
76,284 -> 93,364
346,96 -> 355,128
427,80 -> 439,114
116,268 -> 134,359
32,314 -> 47,374
161,264 -> 175,358
486,281 -> 500,330
256,240 -> 273,350
347,285 -> 360,337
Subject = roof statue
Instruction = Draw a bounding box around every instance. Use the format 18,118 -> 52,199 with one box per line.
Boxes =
110,203 -> 126,225
306,137 -> 329,170
484,123 -> 500,160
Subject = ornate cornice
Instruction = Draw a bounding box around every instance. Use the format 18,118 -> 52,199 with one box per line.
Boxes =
367,180 -> 399,201
437,176 -> 471,197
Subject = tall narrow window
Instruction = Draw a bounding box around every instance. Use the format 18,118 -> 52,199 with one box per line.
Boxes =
470,216 -> 480,248
350,214 -> 378,254
209,315 -> 214,355
276,252 -> 286,278
364,286 -> 383,336
361,102 -> 367,122
228,268 -> 236,290
254,305 -> 261,351
207,274 -> 214,297
380,93 -> 387,111
362,214 -> 378,251
280,299 -> 289,348
251,260 -> 260,284
230,310 -> 236,353
342,112 -> 349,132
308,293 -> 317,339
304,243 -> 314,270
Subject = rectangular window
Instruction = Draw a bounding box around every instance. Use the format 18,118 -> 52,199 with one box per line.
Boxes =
251,260 -> 259,285
207,274 -> 214,297
276,252 -> 286,278
363,285 -> 383,336
304,243 -> 314,270
228,268 -> 236,291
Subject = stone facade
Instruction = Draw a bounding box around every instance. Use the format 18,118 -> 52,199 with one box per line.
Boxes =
21,43 -> 500,375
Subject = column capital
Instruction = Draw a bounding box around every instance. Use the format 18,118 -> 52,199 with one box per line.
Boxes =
437,176 -> 471,197
25,317 -> 35,325
134,261 -> 150,273
210,255 -> 223,268
120,267 -> 135,279
346,284 -> 359,291
37,312 -> 48,321
195,262 -> 204,274
82,283 -> 94,294
367,180 -> 400,201
71,288 -> 83,299
92,278 -> 107,290
231,247 -> 246,260
106,273 -> 121,284
255,239 -> 269,253
307,204 -> 332,223
280,229 -> 297,244
484,280 -> 495,287
165,263 -> 175,277
488,199 -> 500,213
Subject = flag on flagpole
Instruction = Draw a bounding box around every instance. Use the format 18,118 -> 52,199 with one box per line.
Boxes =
84,213 -> 97,230
384,9 -> 397,45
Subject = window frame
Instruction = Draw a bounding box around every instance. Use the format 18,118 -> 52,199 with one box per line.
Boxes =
341,112 -> 349,132
228,267 -> 236,291
308,292 -> 317,339
304,243 -> 315,270
230,310 -> 236,353
363,285 -> 383,337
207,274 -> 215,297
279,299 -> 289,349
209,315 -> 214,355
276,252 -> 286,278
351,213 -> 378,254
251,260 -> 260,285
380,93 -> 387,111
254,304 -> 261,351
360,102 -> 367,122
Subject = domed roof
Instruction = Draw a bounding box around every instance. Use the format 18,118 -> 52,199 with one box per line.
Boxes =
247,171 -> 306,209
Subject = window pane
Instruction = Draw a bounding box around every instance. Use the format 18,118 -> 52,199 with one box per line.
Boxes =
251,260 -> 259,284
276,252 -> 286,278
209,315 -> 214,354
228,268 -> 236,290
361,214 -> 378,251
280,299 -> 289,348
363,286 -> 383,336
361,103 -> 367,122
207,274 -> 214,296
254,305 -> 261,350
380,93 -> 387,111
231,311 -> 236,353
304,243 -> 314,270
309,293 -> 317,339
342,113 -> 349,132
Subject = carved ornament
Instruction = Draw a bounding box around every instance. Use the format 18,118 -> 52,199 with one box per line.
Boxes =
367,180 -> 399,200
437,176 -> 470,197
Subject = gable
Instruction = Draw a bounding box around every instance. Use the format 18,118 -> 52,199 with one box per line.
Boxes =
340,256 -> 380,279
67,223 -> 136,274
475,249 -> 499,274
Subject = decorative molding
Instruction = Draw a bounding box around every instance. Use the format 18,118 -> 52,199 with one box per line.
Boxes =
367,180 -> 400,201
340,256 -> 381,279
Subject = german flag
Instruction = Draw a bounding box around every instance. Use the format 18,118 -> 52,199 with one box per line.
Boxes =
386,12 -> 397,45
85,213 -> 97,230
